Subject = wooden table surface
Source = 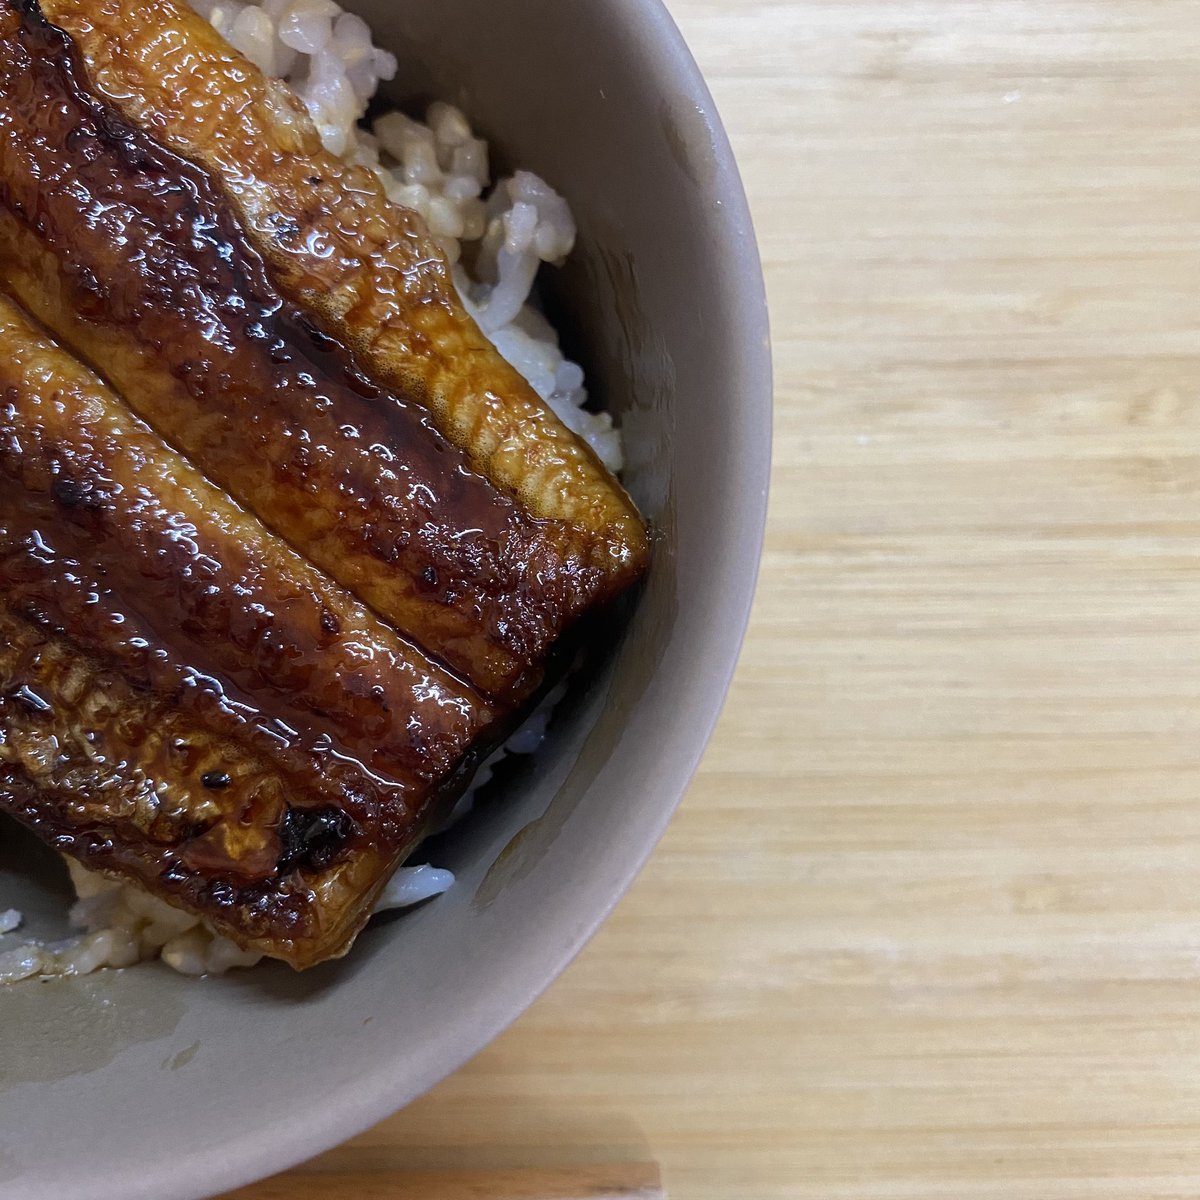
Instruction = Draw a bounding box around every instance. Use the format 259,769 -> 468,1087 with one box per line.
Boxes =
236,3 -> 1200,1197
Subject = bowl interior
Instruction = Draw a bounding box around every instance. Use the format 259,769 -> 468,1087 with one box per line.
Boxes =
0,3 -> 770,1197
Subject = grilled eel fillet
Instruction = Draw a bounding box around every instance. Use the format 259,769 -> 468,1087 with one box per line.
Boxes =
0,0 -> 649,700
0,0 -> 648,968
0,293 -> 499,968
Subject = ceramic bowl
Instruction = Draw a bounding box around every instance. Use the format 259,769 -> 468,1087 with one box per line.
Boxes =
0,2 -> 771,1196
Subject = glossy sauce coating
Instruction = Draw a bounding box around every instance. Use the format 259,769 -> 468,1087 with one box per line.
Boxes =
0,293 -> 502,963
43,0 -> 650,547
0,0 -> 623,699
0,532 -> 435,964
0,605 -> 328,953
0,304 -> 497,791
0,295 -> 506,960
0,294 -> 495,801
0,0 -> 650,968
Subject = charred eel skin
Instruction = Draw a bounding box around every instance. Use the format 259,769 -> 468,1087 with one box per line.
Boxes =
0,0 -> 649,968
0,0 -> 650,700
0,294 -> 499,967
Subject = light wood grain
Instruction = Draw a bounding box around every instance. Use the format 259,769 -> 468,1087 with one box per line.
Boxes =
223,1165 -> 662,1200
230,2 -> 1200,1198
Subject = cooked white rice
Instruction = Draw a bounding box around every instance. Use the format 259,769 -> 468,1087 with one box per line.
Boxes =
196,0 -> 623,471
1,0 -> 616,983
0,858 -> 467,983
2,678 -> 570,981
1,690 -> 555,982
0,861 -> 262,983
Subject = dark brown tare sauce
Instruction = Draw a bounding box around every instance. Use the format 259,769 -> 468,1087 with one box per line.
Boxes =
0,0 -> 590,700
0,430 -> 489,806
0,1 -> 553,915
0,523 -> 361,883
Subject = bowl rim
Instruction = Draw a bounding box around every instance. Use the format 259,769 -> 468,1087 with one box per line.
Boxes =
25,2 -> 773,1195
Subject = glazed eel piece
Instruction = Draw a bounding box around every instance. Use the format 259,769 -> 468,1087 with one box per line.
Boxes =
0,294 -> 499,968
0,0 -> 650,701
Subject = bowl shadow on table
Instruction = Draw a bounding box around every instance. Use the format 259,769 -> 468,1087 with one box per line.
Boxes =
220,1119 -> 658,1199
222,1162 -> 665,1200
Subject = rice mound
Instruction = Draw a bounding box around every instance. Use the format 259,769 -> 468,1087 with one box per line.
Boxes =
0,859 -> 461,983
197,0 -> 623,471
1,0 -> 622,982
0,862 -> 262,983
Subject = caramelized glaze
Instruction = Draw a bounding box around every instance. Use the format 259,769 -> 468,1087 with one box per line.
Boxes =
0,295 -> 494,797
40,0 -> 649,548
0,294 -> 503,964
0,0 -> 633,699
0,0 -> 650,969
